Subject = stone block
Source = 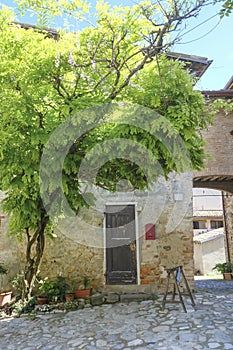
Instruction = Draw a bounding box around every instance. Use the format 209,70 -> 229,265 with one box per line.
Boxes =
104,293 -> 120,304
90,293 -> 105,306
120,293 -> 152,302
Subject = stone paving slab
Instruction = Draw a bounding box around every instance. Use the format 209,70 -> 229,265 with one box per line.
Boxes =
195,278 -> 233,292
1,280 -> 233,349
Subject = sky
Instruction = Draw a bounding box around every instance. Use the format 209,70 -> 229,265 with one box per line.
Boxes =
173,5 -> 233,91
1,0 -> 233,90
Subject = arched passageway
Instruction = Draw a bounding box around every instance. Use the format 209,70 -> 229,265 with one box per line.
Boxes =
193,176 -> 233,194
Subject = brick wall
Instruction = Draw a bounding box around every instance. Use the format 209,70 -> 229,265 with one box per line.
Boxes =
194,110 -> 233,179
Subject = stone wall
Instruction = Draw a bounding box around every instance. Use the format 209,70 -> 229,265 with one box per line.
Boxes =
0,191 -> 22,291
0,173 -> 194,294
222,192 -> 233,263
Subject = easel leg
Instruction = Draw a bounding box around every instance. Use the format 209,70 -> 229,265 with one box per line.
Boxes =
181,267 -> 195,306
162,271 -> 170,310
173,274 -> 187,313
172,272 -> 176,301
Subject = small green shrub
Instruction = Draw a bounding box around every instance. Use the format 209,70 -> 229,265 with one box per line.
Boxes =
37,275 -> 68,302
212,262 -> 233,274
64,301 -> 80,311
6,297 -> 37,316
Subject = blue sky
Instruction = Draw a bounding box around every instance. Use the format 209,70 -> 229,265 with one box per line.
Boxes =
1,0 -> 233,90
173,5 -> 233,91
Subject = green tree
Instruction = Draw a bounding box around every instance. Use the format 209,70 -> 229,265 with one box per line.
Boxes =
0,0 -> 212,300
216,0 -> 233,16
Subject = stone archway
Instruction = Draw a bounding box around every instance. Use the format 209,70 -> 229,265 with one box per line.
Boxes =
193,175 -> 233,194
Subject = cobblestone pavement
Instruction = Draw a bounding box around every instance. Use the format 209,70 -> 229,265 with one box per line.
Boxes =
1,279 -> 233,350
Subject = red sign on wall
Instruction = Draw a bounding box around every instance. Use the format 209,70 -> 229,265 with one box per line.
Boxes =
145,223 -> 156,240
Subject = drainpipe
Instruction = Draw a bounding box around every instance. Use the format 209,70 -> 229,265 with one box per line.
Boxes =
222,191 -> 231,263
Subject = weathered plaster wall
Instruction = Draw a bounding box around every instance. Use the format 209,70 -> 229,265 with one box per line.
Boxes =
194,234 -> 226,275
194,241 -> 204,275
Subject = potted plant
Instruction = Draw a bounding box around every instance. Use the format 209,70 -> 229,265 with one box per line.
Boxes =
74,276 -> 92,299
37,278 -> 50,304
212,262 -> 233,280
37,275 -> 68,304
0,262 -> 12,307
65,286 -> 75,302
49,275 -> 67,303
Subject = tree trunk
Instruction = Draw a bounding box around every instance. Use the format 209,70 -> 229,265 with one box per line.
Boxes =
22,214 -> 48,300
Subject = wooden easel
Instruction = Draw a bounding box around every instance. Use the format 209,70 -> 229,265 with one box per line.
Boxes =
162,266 -> 195,313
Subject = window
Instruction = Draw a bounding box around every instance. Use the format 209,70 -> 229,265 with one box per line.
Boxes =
193,221 -> 199,229
210,220 -> 223,229
193,220 -> 206,229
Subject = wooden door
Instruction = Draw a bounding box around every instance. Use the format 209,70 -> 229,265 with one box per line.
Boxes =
105,205 -> 137,285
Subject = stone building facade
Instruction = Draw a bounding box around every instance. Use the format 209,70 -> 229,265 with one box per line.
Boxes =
0,173 -> 194,294
193,210 -> 224,232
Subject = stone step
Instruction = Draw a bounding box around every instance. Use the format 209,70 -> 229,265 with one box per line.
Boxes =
101,292 -> 158,304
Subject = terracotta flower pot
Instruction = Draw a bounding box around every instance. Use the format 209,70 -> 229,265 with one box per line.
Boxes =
65,293 -> 75,302
37,296 -> 49,305
0,291 -> 12,307
223,273 -> 232,280
74,289 -> 91,299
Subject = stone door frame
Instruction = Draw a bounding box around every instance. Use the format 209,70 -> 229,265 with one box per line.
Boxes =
103,202 -> 140,285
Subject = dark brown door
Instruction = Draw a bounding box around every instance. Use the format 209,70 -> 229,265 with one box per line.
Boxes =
105,205 -> 137,285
